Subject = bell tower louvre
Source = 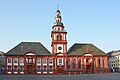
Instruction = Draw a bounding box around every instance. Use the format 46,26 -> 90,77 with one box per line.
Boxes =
51,8 -> 67,56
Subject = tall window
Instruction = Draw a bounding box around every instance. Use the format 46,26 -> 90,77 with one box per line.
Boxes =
7,58 -> 12,63
103,58 -> 106,68
43,67 -> 47,72
57,34 -> 62,41
37,58 -> 41,64
68,59 -> 71,69
8,66 -> 12,72
49,66 -> 53,72
78,59 -> 81,68
98,58 -> 101,68
20,58 -> 24,63
73,59 -> 76,69
37,66 -> 41,72
14,66 -> 18,72
20,66 -> 24,72
94,59 -> 96,69
14,58 -> 18,63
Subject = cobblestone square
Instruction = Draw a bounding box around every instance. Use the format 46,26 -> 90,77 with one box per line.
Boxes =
0,73 -> 120,80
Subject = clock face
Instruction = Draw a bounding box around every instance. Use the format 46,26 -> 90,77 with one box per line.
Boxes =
58,46 -> 62,50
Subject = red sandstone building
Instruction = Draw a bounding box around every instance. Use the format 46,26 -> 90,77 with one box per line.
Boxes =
4,8 -> 110,75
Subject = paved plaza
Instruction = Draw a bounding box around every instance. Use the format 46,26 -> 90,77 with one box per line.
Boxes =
0,73 -> 120,80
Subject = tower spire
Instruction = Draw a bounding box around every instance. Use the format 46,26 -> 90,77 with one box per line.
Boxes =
54,6 -> 63,26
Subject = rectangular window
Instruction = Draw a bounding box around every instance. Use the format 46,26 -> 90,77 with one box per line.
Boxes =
43,58 -> 47,64
37,66 -> 41,72
28,58 -> 33,63
49,66 -> 53,72
49,59 -> 53,64
59,59 -> 62,64
37,58 -> 41,64
78,59 -> 81,68
20,66 -> 24,72
8,66 -> 12,72
43,67 -> 47,72
14,66 -> 18,72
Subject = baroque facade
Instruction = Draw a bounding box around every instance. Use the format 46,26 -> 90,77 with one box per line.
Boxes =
4,8 -> 110,75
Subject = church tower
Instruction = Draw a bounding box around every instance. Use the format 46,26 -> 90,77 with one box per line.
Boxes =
51,8 -> 67,56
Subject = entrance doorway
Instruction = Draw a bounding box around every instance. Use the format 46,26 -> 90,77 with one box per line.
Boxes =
86,65 -> 91,74
58,66 -> 64,74
28,65 -> 33,74
26,58 -> 35,74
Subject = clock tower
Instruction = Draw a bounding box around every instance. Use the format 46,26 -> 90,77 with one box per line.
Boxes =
51,8 -> 67,56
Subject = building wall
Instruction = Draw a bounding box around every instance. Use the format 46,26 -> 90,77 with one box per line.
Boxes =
0,52 -> 5,74
108,50 -> 120,72
5,53 -> 110,75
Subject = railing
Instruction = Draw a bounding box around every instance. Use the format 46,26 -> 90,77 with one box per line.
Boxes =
52,30 -> 66,32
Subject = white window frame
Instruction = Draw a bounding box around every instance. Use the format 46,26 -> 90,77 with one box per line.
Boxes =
57,58 -> 63,65
7,65 -> 12,72
37,58 -> 41,66
13,58 -> 18,65
13,65 -> 18,73
20,58 -> 24,65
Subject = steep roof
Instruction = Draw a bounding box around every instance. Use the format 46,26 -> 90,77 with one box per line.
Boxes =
5,42 -> 51,56
68,43 -> 107,56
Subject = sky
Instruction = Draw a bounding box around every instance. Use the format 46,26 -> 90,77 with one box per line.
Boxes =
0,0 -> 120,53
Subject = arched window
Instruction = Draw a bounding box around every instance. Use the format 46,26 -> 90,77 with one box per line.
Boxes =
68,59 -> 70,69
57,35 -> 59,40
78,59 -> 81,68
73,59 -> 76,69
103,58 -> 106,68
14,58 -> 18,63
60,35 -> 62,41
7,58 -> 12,63
20,58 -> 24,63
57,34 -> 62,41
98,58 -> 101,68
